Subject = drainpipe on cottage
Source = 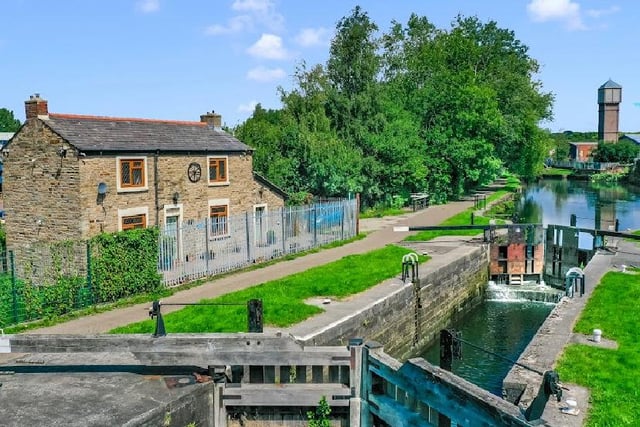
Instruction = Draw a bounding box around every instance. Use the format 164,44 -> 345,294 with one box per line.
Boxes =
154,150 -> 160,226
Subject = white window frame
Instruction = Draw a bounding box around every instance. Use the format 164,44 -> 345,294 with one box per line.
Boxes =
208,198 -> 230,238
207,155 -> 230,186
116,156 -> 149,193
117,206 -> 149,232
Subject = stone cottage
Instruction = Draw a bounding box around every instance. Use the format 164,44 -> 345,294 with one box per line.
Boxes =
3,94 -> 286,258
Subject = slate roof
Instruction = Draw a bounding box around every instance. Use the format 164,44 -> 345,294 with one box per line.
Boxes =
621,134 -> 640,144
0,132 -> 15,143
42,113 -> 252,153
599,79 -> 622,89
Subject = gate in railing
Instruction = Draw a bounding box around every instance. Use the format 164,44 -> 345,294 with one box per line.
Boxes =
158,199 -> 358,286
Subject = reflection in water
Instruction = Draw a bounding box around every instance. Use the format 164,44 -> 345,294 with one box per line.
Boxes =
517,179 -> 640,248
421,300 -> 553,396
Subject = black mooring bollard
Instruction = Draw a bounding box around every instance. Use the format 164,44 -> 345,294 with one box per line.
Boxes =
248,299 -> 263,333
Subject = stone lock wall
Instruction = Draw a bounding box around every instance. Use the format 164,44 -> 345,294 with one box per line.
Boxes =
297,244 -> 490,361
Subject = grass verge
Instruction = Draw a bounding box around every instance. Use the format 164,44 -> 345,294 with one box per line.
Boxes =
5,234 -> 366,334
555,270 -> 640,425
111,245 -> 427,334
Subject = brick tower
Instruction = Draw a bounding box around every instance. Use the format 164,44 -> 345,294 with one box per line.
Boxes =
597,79 -> 622,142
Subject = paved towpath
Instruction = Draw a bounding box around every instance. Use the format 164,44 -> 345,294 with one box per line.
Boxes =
31,200 -> 476,334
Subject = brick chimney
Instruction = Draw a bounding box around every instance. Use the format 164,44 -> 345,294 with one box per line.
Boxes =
200,110 -> 222,129
25,93 -> 49,120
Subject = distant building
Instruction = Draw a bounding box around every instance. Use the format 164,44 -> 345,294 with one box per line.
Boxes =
620,133 -> 640,145
569,142 -> 598,162
597,79 -> 622,142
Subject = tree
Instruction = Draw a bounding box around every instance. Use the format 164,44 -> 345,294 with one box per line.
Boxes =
593,141 -> 638,163
0,108 -> 21,132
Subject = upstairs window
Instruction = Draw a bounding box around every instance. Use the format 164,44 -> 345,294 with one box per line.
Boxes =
208,156 -> 228,185
117,157 -> 148,191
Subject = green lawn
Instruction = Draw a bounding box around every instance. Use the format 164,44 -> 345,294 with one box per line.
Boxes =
541,167 -> 573,177
111,245 -> 427,334
555,270 -> 640,425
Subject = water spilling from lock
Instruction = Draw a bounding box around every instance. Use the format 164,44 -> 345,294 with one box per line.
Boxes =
419,177 -> 640,396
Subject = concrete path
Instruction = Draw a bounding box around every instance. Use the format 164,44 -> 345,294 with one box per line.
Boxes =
31,200 -> 475,334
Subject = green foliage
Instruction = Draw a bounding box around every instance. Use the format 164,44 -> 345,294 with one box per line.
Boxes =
0,273 -> 89,328
307,396 -> 332,427
590,171 -> 625,185
235,10 -> 552,209
0,108 -> 21,132
90,227 -> 161,303
556,271 -> 640,425
111,245 -> 427,333
592,140 -> 638,163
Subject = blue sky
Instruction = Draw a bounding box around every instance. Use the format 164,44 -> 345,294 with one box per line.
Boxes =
1,0 -> 638,132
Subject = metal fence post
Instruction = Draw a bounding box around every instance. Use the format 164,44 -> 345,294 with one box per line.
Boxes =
204,217 -> 210,274
10,250 -> 18,324
86,241 -> 94,305
245,212 -> 252,263
341,201 -> 345,240
281,207 -> 286,255
313,205 -> 317,246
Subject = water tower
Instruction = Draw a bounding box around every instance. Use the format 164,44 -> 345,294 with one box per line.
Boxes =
597,79 -> 622,142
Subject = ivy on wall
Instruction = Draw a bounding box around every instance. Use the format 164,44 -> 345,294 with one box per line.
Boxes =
0,227 -> 162,327
90,227 -> 162,303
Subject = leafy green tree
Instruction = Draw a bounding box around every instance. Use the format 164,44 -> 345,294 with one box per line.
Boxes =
235,9 -> 555,207
593,141 -> 639,163
0,108 -> 21,132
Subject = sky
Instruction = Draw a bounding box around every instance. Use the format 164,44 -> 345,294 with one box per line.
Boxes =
1,0 -> 639,133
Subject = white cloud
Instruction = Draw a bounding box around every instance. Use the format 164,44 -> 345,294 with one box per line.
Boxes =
527,0 -> 586,30
247,66 -> 286,82
247,34 -> 288,59
136,0 -> 159,13
294,27 -> 331,47
585,5 -> 620,18
205,0 -> 283,36
238,100 -> 259,113
232,0 -> 270,13
205,15 -> 253,35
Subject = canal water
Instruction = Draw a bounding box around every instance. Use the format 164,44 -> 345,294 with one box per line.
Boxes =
516,178 -> 640,248
420,178 -> 640,396
420,293 -> 554,396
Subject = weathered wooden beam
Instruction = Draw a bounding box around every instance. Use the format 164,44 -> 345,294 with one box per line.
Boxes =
133,350 -> 350,367
222,383 -> 351,407
5,333 -> 340,355
366,351 -> 530,427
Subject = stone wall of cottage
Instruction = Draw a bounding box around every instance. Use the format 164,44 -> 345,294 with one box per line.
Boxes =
3,120 -> 83,253
80,152 -> 284,237
5,119 -> 285,249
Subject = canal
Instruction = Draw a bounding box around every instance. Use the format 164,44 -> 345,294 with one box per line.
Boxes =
421,178 -> 640,396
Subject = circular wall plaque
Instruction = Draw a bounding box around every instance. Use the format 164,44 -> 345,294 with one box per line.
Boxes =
187,162 -> 202,182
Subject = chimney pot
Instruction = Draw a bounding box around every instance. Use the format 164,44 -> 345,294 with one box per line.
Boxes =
200,111 -> 222,129
25,93 -> 49,120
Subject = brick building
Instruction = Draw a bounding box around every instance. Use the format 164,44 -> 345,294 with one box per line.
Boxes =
3,94 -> 286,254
